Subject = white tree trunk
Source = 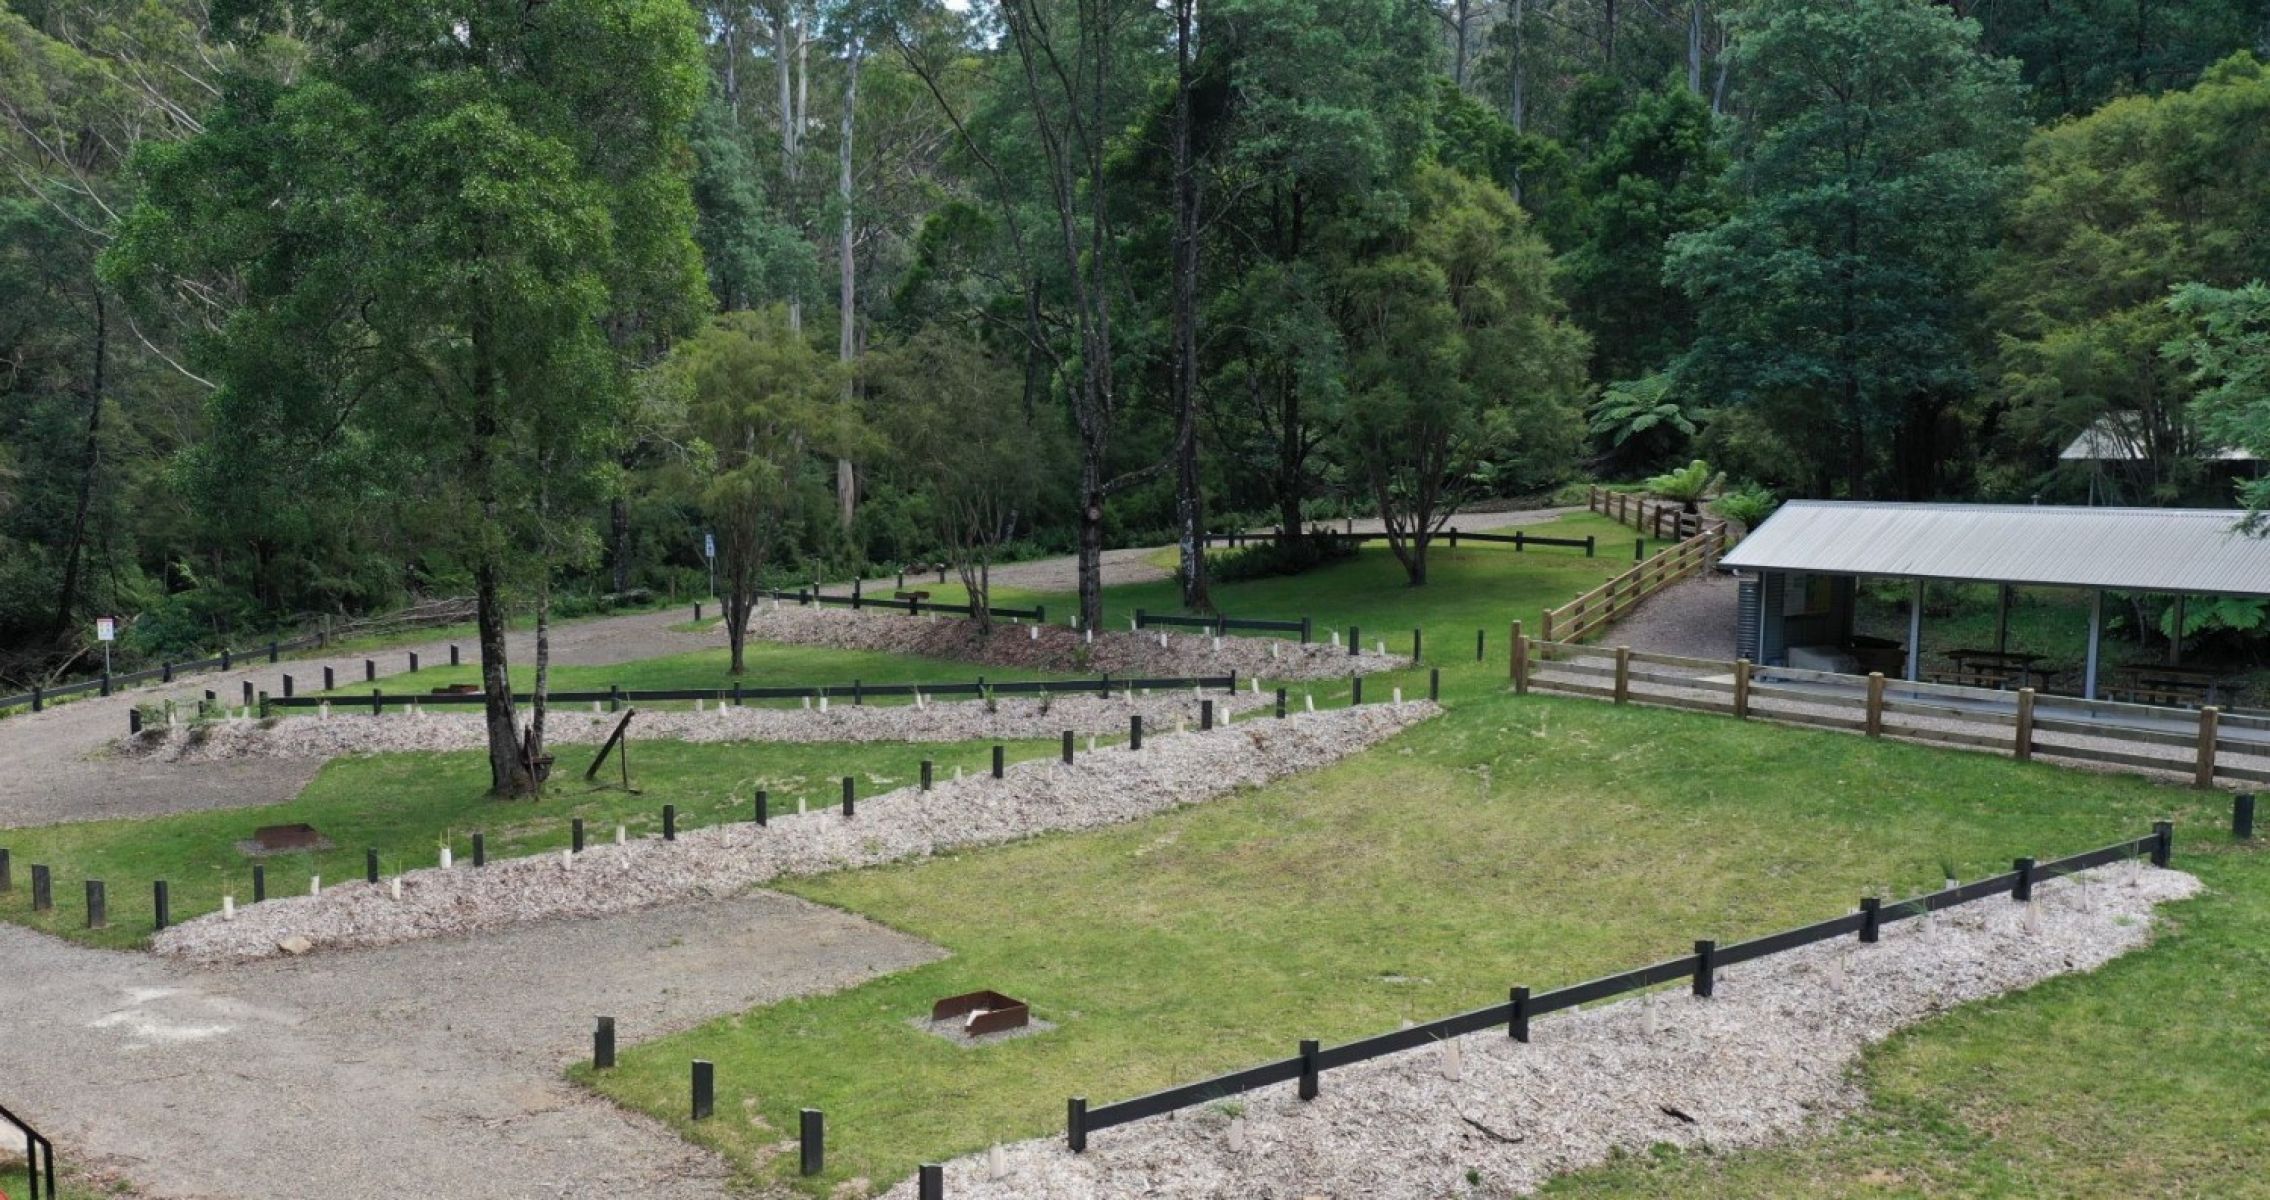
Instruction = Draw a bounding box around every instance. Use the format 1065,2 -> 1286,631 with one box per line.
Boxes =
836,37 -> 862,531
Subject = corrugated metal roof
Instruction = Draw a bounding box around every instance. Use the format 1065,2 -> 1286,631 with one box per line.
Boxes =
1719,502 -> 2270,595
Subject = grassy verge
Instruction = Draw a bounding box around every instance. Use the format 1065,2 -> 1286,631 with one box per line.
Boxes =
586,682 -> 2238,1194
0,737 -> 1056,950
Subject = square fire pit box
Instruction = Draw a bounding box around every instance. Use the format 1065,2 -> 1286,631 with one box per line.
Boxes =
238,823 -> 334,857
912,990 -> 1054,1046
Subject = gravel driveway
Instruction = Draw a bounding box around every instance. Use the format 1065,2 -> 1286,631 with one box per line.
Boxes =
0,891 -> 936,1200
0,608 -> 712,829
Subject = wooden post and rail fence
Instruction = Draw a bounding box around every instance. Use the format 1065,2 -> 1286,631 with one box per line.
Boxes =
1540,516 -> 1728,645
1507,633 -> 2266,791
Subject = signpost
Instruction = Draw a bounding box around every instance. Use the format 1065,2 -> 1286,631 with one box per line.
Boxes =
702,532 -> 717,602
95,616 -> 116,679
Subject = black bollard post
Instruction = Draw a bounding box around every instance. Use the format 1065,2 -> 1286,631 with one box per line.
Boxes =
366,659 -> 376,682
0,848 -> 9,894
450,644 -> 461,667
992,745 -> 1006,778
754,790 -> 769,826
1130,715 -> 1143,750
282,674 -> 294,699
371,689 -> 382,716
1348,625 -> 1360,657
2236,793 -> 2256,841
325,666 -> 336,691
153,880 -> 169,931
1412,628 -> 1422,663
800,1109 -> 825,1175
1859,897 -> 1881,943
919,1164 -> 944,1200
366,848 -> 380,884
130,709 -> 142,736
2013,857 -> 2036,902
1299,1039 -> 1320,1100
691,1060 -> 714,1120
1063,731 -> 1075,765
31,864 -> 51,912
573,818 -> 586,852
1692,940 -> 1716,998
242,680 -> 254,707
408,651 -> 419,673
920,761 -> 933,792
1276,687 -> 1287,719
86,880 -> 106,929
841,776 -> 855,818
593,1017 -> 616,1068
663,805 -> 676,841
1352,675 -> 1363,705
1476,628 -> 1485,662
252,865 -> 266,904
472,833 -> 486,867
1430,668 -> 1440,702
1201,699 -> 1214,731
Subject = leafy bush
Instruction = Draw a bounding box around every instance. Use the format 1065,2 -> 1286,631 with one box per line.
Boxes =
1210,534 -> 1358,583
1713,484 -> 1778,529
1644,459 -> 1725,512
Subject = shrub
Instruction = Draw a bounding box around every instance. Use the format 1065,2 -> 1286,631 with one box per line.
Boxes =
1211,534 -> 1358,583
1714,484 -> 1778,529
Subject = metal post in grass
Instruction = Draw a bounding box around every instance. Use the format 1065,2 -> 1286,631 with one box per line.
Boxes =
1300,616 -> 1312,645
258,690 -> 270,719
754,791 -> 769,826
1692,940 -> 1715,998
31,864 -> 52,913
1201,700 -> 1214,731
1352,675 -> 1362,705
472,833 -> 485,867
993,745 -> 1007,777
918,1164 -> 943,1200
408,651 -> 419,673
2237,793 -> 2256,842
86,880 -> 105,930
800,1109 -> 825,1175
1065,1098 -> 1087,1154
365,659 -> 376,682
371,690 -> 382,716
854,679 -> 863,706
593,1017 -> 615,1069
450,644 -> 461,667
1585,535 -> 1596,558
269,640 -> 280,664
1299,1039 -> 1320,1100
242,680 -> 254,708
251,865 -> 265,904
691,1060 -> 714,1120
1476,628 -> 1485,662
841,777 -> 855,818
282,674 -> 294,699
365,849 -> 379,885
1062,731 -> 1075,765
1129,716 -> 1143,751
2013,857 -> 2036,902
153,881 -> 169,931
693,602 -> 702,622
1275,688 -> 1287,719
662,805 -> 676,841
1411,627 -> 1422,663
573,818 -> 586,852
2152,820 -> 2174,867
1508,986 -> 1530,1043
920,761 -> 933,792
1859,897 -> 1881,944
129,709 -> 142,736
1429,668 -> 1440,703
0,848 -> 10,893
1348,625 -> 1360,657
1634,537 -> 1645,562
222,647 -> 232,671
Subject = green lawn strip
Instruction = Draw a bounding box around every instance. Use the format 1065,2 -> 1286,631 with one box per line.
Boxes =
305,642 -> 1082,713
0,737 -> 1056,950
1044,513 -> 1672,659
1541,837 -> 2268,1200
585,690 -> 2225,1194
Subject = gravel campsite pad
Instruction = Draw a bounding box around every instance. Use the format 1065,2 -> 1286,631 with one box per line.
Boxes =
156,702 -> 1437,962
123,688 -> 1274,762
883,861 -> 2200,1200
739,602 -> 1408,681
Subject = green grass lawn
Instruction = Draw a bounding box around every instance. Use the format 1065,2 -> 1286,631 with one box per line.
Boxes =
0,737 -> 1056,950
1051,512 -> 1671,659
585,681 -> 2252,1195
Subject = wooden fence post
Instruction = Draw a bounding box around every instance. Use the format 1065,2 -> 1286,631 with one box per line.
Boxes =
2196,706 -> 2220,790
1865,672 -> 1885,737
1733,659 -> 1752,719
2015,688 -> 2036,761
1511,621 -> 1529,693
1614,646 -> 1631,704
1540,609 -> 1555,644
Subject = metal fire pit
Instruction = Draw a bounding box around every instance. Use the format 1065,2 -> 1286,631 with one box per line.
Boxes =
931,990 -> 1030,1038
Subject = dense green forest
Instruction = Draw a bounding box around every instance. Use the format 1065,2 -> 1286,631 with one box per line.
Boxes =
3,1 -> 2268,736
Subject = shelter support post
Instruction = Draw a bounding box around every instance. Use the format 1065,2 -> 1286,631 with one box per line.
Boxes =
2169,595 -> 2186,667
1995,584 -> 2011,655
2084,589 -> 2104,701
1905,580 -> 1925,683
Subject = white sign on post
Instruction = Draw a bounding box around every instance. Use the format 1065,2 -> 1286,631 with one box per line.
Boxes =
96,616 -> 116,642
703,532 -> 716,560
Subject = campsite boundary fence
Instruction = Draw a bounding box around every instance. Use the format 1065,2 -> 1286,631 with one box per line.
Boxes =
762,588 -> 1043,623
1515,635 -> 2268,789
1541,524 -> 1727,644
1067,826 -> 2172,1149
1198,527 -> 1597,555
1588,485 -> 1728,543
265,674 -> 1239,714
